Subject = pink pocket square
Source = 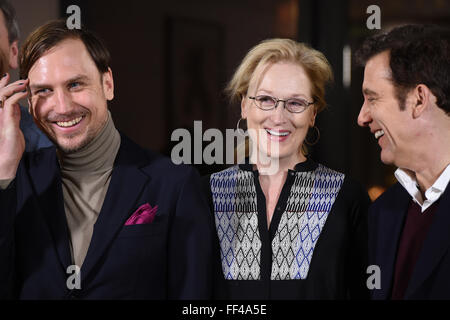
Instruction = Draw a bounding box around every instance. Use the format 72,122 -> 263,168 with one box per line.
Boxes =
125,203 -> 158,225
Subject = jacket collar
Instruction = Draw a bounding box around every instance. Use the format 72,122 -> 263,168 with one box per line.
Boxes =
28,134 -> 152,284
372,182 -> 450,299
405,182 -> 450,298
80,134 -> 151,283
370,183 -> 410,300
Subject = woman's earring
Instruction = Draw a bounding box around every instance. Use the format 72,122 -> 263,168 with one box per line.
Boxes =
236,117 -> 249,137
305,125 -> 320,145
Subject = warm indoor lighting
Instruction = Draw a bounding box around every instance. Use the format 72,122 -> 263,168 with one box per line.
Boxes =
368,185 -> 386,201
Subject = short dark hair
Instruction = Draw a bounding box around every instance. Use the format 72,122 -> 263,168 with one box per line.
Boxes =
19,19 -> 111,79
0,0 -> 20,43
356,24 -> 450,115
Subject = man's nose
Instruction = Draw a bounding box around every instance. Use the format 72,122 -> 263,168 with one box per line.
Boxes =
53,89 -> 72,112
357,102 -> 372,127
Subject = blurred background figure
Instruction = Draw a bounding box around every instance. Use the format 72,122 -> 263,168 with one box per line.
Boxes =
0,0 -> 52,152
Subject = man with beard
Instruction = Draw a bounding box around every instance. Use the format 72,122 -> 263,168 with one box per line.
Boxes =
0,20 -> 213,299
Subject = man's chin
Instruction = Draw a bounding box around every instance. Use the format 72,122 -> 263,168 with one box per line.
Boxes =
54,136 -> 92,154
380,150 -> 395,166
57,144 -> 84,154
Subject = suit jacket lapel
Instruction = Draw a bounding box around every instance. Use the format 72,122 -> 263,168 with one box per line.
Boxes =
80,135 -> 150,283
405,183 -> 450,298
28,148 -> 73,271
373,184 -> 410,299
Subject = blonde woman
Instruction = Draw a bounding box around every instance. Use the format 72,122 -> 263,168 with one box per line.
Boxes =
204,39 -> 370,299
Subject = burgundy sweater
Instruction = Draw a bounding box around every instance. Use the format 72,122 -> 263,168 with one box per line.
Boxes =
391,199 -> 440,299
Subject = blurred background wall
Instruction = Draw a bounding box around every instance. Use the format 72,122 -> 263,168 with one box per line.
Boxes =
12,0 -> 450,200
11,0 -> 59,80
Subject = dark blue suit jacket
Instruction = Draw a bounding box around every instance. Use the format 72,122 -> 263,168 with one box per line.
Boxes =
0,135 -> 213,299
368,182 -> 450,299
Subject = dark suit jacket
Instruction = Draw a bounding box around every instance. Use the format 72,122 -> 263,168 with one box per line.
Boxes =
368,182 -> 450,299
0,135 -> 213,299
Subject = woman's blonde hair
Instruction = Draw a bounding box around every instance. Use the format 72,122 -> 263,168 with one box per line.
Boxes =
226,38 -> 333,113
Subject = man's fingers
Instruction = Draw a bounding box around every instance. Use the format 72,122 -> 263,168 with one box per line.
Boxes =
1,90 -> 29,120
0,74 -> 10,107
0,73 -> 10,89
0,80 -> 29,110
3,90 -> 29,110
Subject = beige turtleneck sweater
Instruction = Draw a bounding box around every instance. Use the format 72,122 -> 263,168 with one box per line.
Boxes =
58,111 -> 121,267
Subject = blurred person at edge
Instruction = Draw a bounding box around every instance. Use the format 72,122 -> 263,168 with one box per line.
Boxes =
0,0 -> 52,151
357,25 -> 450,299
203,38 -> 371,299
0,20 -> 213,299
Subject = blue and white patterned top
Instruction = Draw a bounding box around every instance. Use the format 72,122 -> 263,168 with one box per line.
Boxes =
210,161 -> 345,281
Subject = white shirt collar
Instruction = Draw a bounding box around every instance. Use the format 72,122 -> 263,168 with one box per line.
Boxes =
395,164 -> 450,213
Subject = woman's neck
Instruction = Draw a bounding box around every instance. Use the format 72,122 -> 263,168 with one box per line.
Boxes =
253,150 -> 306,176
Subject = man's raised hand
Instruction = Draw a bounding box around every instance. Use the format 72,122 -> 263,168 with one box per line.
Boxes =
0,74 -> 29,179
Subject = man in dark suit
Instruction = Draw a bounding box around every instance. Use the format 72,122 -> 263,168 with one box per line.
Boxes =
357,25 -> 450,299
0,20 -> 213,299
0,0 -> 52,151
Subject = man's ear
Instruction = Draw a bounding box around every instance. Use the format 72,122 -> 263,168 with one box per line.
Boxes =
9,40 -> 19,70
27,96 -> 38,121
412,84 -> 432,119
102,67 -> 114,101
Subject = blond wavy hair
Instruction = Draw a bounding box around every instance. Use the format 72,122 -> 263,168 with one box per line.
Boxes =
226,38 -> 333,113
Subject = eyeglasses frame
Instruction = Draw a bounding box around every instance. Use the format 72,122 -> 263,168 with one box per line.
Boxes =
248,95 -> 315,113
